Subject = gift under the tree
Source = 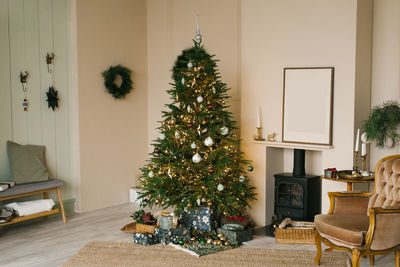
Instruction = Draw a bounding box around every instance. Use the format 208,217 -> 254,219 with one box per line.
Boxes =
158,211 -> 178,229
132,232 -> 159,245
221,216 -> 249,231
183,206 -> 218,231
154,226 -> 190,245
217,227 -> 253,243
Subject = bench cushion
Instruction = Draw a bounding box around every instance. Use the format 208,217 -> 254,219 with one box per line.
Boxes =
0,179 -> 65,199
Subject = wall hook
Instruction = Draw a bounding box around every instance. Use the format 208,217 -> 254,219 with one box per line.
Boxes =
46,53 -> 55,73
19,71 -> 29,92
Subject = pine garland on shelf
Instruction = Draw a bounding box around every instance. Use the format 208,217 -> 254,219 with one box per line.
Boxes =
363,100 -> 400,148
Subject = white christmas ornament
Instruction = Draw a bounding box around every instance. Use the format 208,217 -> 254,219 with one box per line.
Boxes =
175,131 -> 180,138
212,87 -> 216,93
192,153 -> 202,163
187,105 -> 191,113
361,132 -> 370,143
204,137 -> 214,147
148,171 -> 154,178
181,77 -> 185,85
220,126 -> 229,135
197,198 -> 201,206
239,175 -> 245,182
188,61 -> 193,68
197,96 -> 203,103
191,142 -> 197,149
217,184 -> 224,191
159,133 -> 166,140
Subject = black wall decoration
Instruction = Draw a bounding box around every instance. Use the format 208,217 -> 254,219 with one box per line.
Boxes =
102,65 -> 133,99
46,86 -> 59,111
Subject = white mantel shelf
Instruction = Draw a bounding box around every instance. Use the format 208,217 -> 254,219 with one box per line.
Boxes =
253,141 -> 334,151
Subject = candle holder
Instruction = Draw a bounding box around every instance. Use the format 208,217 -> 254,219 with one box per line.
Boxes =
253,127 -> 265,141
361,154 -> 367,172
353,151 -> 359,173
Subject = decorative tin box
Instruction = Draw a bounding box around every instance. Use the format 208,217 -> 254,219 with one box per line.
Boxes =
154,227 -> 190,245
183,206 -> 218,231
217,227 -> 253,243
132,232 -> 159,245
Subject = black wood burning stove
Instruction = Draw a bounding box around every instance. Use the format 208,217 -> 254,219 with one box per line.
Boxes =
274,149 -> 321,222
254,149 -> 322,236
274,173 -> 321,221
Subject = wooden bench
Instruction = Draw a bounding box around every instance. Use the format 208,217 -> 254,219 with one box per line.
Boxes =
0,179 -> 66,226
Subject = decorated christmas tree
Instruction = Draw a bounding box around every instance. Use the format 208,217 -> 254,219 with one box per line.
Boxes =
138,32 -> 256,218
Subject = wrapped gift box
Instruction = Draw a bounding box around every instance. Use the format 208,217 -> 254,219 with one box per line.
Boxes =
132,232 -> 159,245
217,227 -> 253,243
221,216 -> 249,229
183,207 -> 218,231
154,227 -> 190,245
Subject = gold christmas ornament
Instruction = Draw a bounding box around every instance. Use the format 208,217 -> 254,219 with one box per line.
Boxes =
224,241 -> 230,246
206,238 -> 212,244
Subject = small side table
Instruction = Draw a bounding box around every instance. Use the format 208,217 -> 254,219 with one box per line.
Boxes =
321,176 -> 374,191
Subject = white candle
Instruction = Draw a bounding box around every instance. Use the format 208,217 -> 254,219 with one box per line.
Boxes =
355,128 -> 360,152
361,143 -> 366,156
256,105 -> 261,128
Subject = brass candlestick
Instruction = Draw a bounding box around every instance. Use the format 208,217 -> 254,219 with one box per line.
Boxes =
253,127 -> 265,141
353,151 -> 359,173
361,154 -> 367,172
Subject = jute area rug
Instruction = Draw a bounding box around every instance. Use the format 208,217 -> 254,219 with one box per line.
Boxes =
63,241 -> 350,267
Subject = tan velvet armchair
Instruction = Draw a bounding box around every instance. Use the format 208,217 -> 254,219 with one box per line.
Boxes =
314,155 -> 400,267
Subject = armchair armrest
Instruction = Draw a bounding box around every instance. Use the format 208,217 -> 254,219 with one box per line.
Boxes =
327,191 -> 373,215
365,207 -> 400,251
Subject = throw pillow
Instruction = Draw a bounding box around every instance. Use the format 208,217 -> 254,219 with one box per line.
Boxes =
7,141 -> 49,184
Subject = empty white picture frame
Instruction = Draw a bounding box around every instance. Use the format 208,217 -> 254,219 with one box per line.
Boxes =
282,67 -> 334,145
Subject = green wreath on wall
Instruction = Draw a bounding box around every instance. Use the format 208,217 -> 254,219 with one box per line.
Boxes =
102,65 -> 133,99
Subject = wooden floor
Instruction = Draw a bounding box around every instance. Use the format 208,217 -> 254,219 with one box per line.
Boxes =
0,203 -> 394,267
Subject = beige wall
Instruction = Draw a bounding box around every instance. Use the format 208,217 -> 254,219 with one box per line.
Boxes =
76,0 -> 148,211
370,0 -> 400,166
240,0 -> 373,225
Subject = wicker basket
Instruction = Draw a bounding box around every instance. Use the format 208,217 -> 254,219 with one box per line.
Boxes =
275,222 -> 315,244
120,222 -> 137,233
120,222 -> 157,234
135,223 -> 156,234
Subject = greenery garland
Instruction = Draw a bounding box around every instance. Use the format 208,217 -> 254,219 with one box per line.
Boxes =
363,100 -> 400,148
102,65 -> 132,99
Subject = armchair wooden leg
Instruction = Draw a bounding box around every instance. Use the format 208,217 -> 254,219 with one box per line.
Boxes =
314,230 -> 322,265
369,255 -> 374,266
57,187 -> 67,223
351,249 -> 361,267
395,248 -> 399,267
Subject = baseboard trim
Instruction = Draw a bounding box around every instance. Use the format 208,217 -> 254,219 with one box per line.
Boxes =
54,198 -> 75,216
